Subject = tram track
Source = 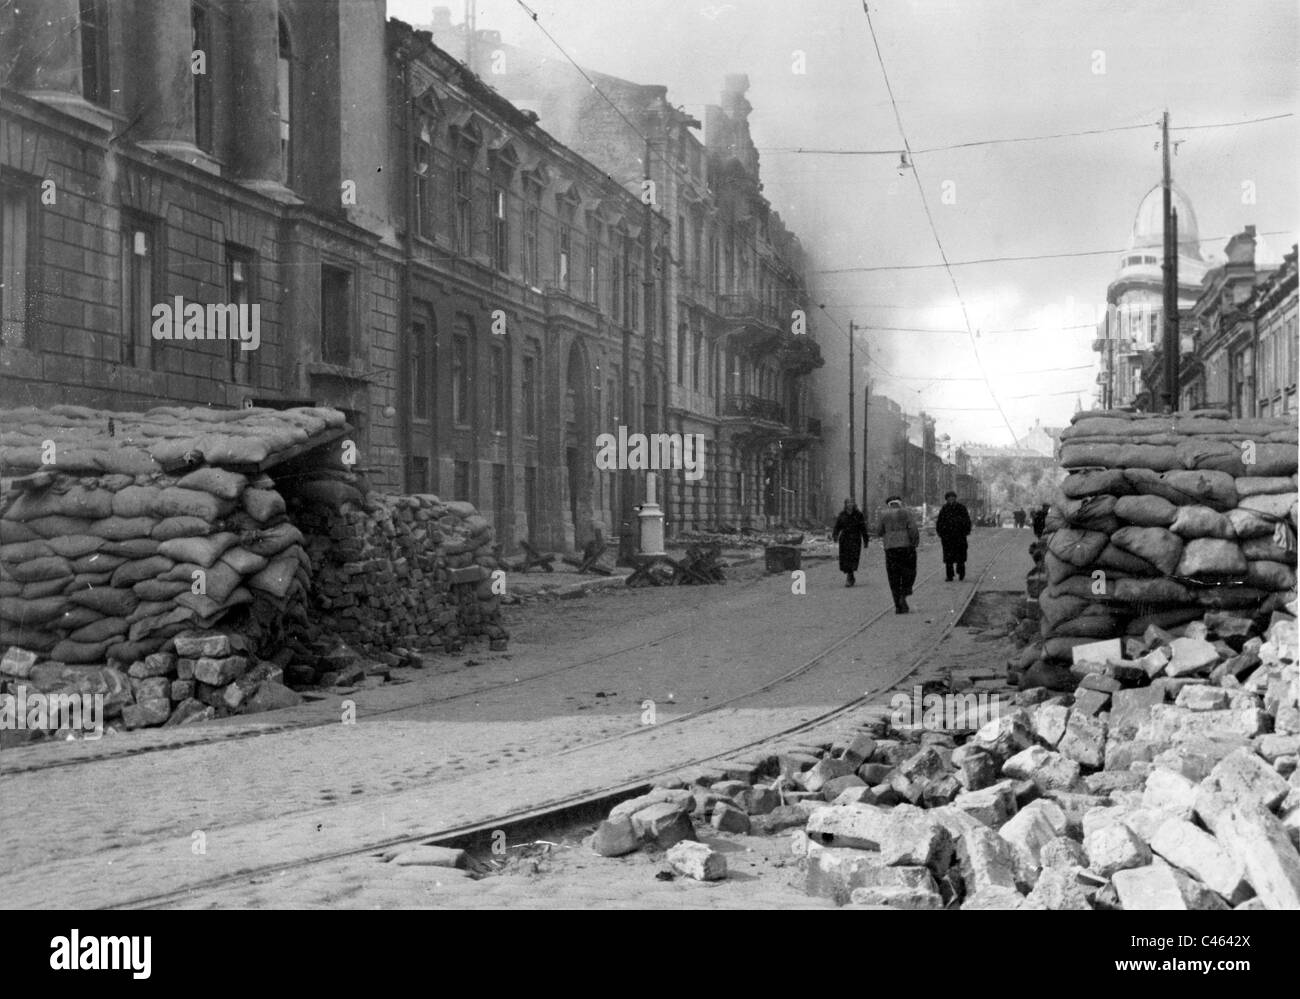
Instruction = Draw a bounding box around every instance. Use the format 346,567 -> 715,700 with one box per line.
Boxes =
107,535 -> 1017,910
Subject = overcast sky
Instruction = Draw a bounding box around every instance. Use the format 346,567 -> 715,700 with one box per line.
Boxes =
388,0 -> 1298,445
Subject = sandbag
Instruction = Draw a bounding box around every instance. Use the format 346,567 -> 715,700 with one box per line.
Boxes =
1114,494 -> 1178,527
1049,574 -> 1121,600
1176,538 -> 1248,579
1118,443 -> 1180,472
152,516 -> 214,541
1060,495 -> 1119,533
52,605 -> 101,631
132,578 -> 192,601
92,516 -> 156,541
69,616 -> 128,645
1169,505 -> 1235,540
249,554 -> 300,600
0,595 -> 68,624
71,552 -> 126,573
154,487 -> 231,521
0,626 -> 57,652
1061,469 -> 1133,499
219,547 -> 267,576
1047,528 -> 1109,568
1239,493 -> 1296,519
1095,544 -> 1158,576
128,606 -> 196,643
1194,586 -> 1267,609
1241,442 -> 1299,477
158,532 -> 237,568
44,535 -> 104,559
1240,530 -> 1297,563
1044,551 -> 1079,586
0,520 -> 39,543
177,467 -> 249,500
4,555 -> 72,583
0,539 -> 54,563
18,576 -> 70,599
111,485 -> 164,519
199,560 -> 243,605
1039,590 -> 1089,628
1113,577 -> 1193,605
6,485 -> 114,522
176,587 -> 252,619
245,522 -> 304,558
1226,507 -> 1277,539
67,586 -> 138,617
1125,608 -> 1205,634
110,555 -> 176,588
1043,636 -> 1102,662
21,515 -> 95,539
1157,470 -> 1238,511
1176,439 -> 1245,476
1060,442 -> 1121,469
50,638 -> 114,664
1234,476 -> 1295,498
1246,561 -> 1297,592
1111,526 -> 1183,576
99,538 -> 161,559
1061,417 -> 1136,440
1045,614 -> 1125,639
242,489 -> 286,523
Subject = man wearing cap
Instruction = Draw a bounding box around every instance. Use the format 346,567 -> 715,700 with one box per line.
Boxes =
936,490 -> 972,582
876,496 -> 920,613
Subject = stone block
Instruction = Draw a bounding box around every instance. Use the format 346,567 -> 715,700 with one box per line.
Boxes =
667,841 -> 727,881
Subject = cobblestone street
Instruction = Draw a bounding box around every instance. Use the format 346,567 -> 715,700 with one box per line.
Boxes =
2,531 -> 1027,908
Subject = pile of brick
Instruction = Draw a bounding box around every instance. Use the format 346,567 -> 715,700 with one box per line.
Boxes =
588,607 -> 1299,907
292,491 -> 507,657
1035,410 -> 1297,670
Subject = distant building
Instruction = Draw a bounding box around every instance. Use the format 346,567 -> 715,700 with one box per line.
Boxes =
1014,418 -> 1064,459
1093,182 -> 1208,409
1251,245 -> 1298,417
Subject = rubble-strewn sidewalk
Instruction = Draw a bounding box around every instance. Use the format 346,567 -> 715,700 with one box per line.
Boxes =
585,607 -> 1299,909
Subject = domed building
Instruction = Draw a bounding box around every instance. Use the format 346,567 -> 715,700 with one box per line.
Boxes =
1094,182 -> 1207,409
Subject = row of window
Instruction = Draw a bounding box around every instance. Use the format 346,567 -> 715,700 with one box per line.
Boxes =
73,3 -> 294,182
1,172 -> 359,381
412,122 -> 646,329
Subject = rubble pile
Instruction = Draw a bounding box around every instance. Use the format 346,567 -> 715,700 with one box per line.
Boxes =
1034,410 -> 1296,670
588,608 -> 1299,908
292,491 -> 507,656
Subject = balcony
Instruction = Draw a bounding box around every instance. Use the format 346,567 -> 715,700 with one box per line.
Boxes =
723,393 -> 786,424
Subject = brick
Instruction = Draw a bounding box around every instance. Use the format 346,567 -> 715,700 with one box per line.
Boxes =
1072,688 -> 1110,716
389,845 -> 467,868
589,816 -> 641,857
804,803 -> 892,850
1142,767 -> 1199,815
1149,818 -> 1250,904
952,780 -> 1018,827
1003,745 -> 1081,792
710,801 -> 751,834
1058,712 -> 1107,769
849,883 -> 943,909
956,826 -> 1018,893
1175,685 -> 1229,711
1203,748 -> 1291,811
1112,865 -> 1189,910
667,841 -> 726,881
878,806 -> 954,875
1084,822 -> 1152,877
798,756 -> 856,792
629,802 -> 696,849
1031,703 -> 1070,747
999,799 -> 1067,867
805,848 -> 934,902
1166,637 -> 1221,677
1025,866 -> 1092,910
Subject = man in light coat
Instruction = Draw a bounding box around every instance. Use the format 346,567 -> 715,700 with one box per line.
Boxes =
876,496 -> 920,613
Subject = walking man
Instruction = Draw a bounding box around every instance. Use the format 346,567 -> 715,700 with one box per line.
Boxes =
832,498 -> 868,587
935,490 -> 972,582
877,495 -> 919,613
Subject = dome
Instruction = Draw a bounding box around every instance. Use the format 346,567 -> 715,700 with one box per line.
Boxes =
1128,182 -> 1203,260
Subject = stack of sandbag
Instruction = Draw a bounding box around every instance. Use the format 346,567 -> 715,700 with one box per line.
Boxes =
292,490 -> 508,658
1036,410 -> 1298,665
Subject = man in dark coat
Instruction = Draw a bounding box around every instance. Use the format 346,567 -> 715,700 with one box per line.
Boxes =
935,490 -> 972,582
832,498 -> 868,586
1013,508 -> 1026,529
1031,502 -> 1050,538
876,496 -> 919,613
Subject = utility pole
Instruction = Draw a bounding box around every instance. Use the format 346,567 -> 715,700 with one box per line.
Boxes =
862,376 -> 870,517
848,320 -> 856,507
1161,110 -> 1180,412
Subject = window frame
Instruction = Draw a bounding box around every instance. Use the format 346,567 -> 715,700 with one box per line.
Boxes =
226,245 -> 256,384
319,262 -> 354,366
120,211 -> 162,370
78,0 -> 110,107
192,2 -> 214,152
0,173 -> 40,350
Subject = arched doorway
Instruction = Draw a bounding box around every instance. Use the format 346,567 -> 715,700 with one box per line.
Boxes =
563,341 -> 592,547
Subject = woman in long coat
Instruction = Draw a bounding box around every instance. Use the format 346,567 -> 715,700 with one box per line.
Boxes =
832,498 -> 868,586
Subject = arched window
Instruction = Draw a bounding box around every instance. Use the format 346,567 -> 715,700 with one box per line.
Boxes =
278,17 -> 292,183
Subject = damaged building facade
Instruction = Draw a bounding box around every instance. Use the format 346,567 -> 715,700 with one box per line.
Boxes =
3,1 -> 821,549
425,10 -> 826,533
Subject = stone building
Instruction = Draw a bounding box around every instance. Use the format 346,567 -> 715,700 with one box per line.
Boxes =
2,0 -> 401,474
1250,244 -> 1298,418
382,19 -> 667,551
1093,182 -> 1207,409
422,10 -> 825,533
